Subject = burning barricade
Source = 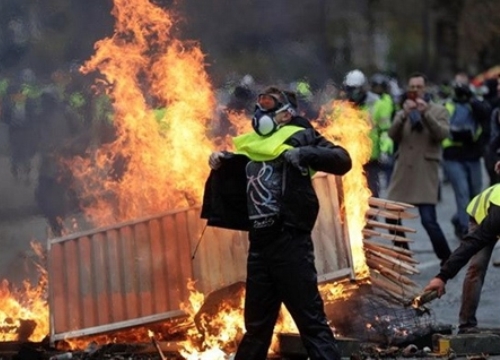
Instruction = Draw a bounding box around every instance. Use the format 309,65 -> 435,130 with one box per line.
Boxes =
0,0 -> 446,359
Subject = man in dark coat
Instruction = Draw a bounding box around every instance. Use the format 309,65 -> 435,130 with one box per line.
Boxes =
202,88 -> 352,360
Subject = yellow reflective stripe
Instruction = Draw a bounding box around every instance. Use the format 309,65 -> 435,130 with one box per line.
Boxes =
445,102 -> 454,114
468,185 -> 499,224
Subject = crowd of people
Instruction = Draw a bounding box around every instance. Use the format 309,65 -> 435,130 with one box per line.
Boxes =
0,66 -> 114,236
3,63 -> 500,351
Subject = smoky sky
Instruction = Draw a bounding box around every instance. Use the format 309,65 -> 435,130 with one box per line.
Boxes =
177,0 -> 334,86
1,0 -> 338,87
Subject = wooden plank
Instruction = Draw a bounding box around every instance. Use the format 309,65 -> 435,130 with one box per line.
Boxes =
365,252 -> 418,275
366,258 -> 418,287
363,239 -> 414,256
366,219 -> 417,233
366,208 -> 418,220
369,197 -> 415,210
363,228 -> 413,243
363,241 -> 418,264
370,271 -> 419,300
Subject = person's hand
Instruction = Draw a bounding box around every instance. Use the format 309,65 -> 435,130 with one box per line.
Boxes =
423,277 -> 446,298
283,148 -> 307,174
416,98 -> 428,113
494,160 -> 500,174
403,99 -> 417,114
208,151 -> 225,170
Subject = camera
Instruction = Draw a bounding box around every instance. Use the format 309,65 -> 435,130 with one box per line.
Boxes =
406,91 -> 419,102
453,83 -> 473,102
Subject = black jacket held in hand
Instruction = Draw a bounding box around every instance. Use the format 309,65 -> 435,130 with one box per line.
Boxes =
201,127 -> 352,232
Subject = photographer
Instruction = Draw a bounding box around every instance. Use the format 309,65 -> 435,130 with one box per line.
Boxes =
385,72 -> 452,264
442,81 -> 491,240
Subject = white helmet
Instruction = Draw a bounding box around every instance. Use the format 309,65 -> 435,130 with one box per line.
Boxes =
344,69 -> 366,87
240,74 -> 255,87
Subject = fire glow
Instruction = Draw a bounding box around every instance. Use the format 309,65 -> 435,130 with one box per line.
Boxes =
0,0 -> 374,356
0,242 -> 48,342
71,0 -> 216,226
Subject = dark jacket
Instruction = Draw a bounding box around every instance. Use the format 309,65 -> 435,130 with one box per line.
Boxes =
201,125 -> 352,232
443,98 -> 491,161
437,204 -> 500,282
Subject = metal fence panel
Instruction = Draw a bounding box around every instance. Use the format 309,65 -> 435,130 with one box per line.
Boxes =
48,174 -> 353,341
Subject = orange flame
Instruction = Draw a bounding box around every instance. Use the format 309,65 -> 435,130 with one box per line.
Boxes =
69,0 -> 216,226
179,280 -> 244,359
315,101 -> 372,279
0,241 -> 49,342
56,0 -> 373,357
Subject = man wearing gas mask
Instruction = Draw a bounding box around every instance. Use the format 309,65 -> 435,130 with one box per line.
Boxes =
202,87 -> 352,360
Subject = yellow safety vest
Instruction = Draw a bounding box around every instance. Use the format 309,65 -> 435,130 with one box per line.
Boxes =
442,102 -> 482,148
233,125 -> 304,162
466,184 -> 500,224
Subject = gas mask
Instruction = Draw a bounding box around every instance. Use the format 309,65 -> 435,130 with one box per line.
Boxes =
251,93 -> 295,136
344,86 -> 366,106
252,107 -> 280,136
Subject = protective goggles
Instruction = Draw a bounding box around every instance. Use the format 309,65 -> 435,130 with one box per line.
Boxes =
256,93 -> 283,112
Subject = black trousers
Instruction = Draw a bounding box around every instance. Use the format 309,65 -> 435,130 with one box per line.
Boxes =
235,227 -> 340,360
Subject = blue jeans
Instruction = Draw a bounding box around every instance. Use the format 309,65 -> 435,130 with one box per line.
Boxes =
418,204 -> 451,261
443,159 -> 483,236
364,160 -> 381,198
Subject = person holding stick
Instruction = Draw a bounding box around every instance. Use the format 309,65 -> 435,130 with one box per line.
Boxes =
424,182 -> 500,333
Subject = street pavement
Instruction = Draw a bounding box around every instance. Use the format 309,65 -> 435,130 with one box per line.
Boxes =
380,168 -> 500,332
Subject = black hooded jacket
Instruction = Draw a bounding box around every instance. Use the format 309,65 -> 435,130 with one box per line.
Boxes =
201,121 -> 352,232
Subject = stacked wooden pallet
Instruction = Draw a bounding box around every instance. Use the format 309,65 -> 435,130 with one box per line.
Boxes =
364,197 -> 422,305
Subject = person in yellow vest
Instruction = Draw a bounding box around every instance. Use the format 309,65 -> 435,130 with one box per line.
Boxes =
370,73 -> 396,188
424,182 -> 500,332
202,88 -> 352,360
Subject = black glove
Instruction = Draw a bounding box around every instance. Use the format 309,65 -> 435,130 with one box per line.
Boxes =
284,148 -> 308,175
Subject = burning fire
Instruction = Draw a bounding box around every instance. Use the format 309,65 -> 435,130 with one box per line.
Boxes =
315,101 -> 372,279
179,280 -> 244,358
70,0 -> 217,226
0,242 -> 49,342
0,0 -> 374,356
